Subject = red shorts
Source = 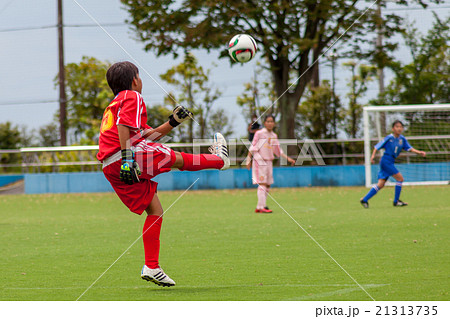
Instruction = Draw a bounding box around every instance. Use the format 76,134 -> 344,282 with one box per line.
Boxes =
102,142 -> 176,215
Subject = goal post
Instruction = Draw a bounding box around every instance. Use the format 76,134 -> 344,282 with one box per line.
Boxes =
363,104 -> 450,187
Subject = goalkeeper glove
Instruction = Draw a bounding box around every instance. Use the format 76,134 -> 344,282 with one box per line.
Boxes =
168,105 -> 193,127
120,149 -> 141,185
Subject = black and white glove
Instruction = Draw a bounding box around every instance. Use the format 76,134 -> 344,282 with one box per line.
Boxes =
120,149 -> 141,185
168,105 -> 193,127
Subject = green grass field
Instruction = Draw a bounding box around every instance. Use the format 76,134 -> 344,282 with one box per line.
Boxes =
0,186 -> 449,301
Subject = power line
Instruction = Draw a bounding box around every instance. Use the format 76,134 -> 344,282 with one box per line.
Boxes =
0,86 -> 404,107
0,25 -> 55,33
0,5 -> 448,33
0,100 -> 58,106
65,22 -> 124,28
383,5 -> 450,11
0,23 -> 125,33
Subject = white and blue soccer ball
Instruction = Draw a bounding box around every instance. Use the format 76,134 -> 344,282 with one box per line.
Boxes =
228,34 -> 258,63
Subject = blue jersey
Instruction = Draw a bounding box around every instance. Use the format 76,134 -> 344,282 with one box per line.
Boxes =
375,134 -> 412,160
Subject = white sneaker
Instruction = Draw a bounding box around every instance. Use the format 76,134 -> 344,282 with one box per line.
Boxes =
208,132 -> 230,170
141,265 -> 176,287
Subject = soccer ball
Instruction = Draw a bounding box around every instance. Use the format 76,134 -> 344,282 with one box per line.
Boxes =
228,34 -> 258,63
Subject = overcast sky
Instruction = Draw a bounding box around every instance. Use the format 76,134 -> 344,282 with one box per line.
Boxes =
0,0 -> 448,140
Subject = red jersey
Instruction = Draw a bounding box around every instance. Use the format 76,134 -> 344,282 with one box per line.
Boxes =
97,90 -> 150,161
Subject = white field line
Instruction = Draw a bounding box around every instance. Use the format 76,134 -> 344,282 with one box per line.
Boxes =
3,283 -> 389,290
287,284 -> 387,301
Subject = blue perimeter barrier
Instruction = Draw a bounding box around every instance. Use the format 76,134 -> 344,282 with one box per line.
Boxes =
23,162 -> 449,194
371,162 -> 450,184
0,175 -> 24,187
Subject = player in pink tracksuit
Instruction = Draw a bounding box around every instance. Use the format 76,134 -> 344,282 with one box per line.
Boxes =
246,115 -> 295,213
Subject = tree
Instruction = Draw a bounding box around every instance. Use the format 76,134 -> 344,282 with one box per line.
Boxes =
381,15 -> 449,105
298,80 -> 342,139
145,104 -> 179,142
0,122 -> 21,150
0,122 -> 22,170
205,108 -> 234,139
237,61 -> 277,121
121,0 -> 421,138
56,56 -> 111,144
373,15 -> 450,139
159,53 -> 223,141
342,61 -> 376,138
38,123 -> 60,147
19,126 -> 36,147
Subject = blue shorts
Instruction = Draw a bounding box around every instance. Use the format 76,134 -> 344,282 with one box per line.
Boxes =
377,157 -> 399,180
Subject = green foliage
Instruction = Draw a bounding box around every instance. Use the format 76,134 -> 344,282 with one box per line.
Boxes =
372,15 -> 450,139
19,126 -> 36,147
298,81 -> 342,139
55,150 -> 100,172
146,104 -> 177,141
0,122 -> 63,172
121,0 -> 412,138
23,149 -> 101,174
55,56 -> 112,144
0,122 -> 22,170
206,108 -> 235,139
236,61 -> 277,121
37,123 -> 60,147
380,15 -> 450,105
342,61 -> 376,138
0,122 -> 22,150
158,53 -> 232,140
147,104 -> 173,130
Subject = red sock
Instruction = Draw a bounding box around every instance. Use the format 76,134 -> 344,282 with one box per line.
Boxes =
143,215 -> 162,269
180,152 -> 224,171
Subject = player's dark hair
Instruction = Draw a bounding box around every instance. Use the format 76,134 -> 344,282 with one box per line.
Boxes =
264,114 -> 275,122
106,61 -> 139,95
392,120 -> 404,128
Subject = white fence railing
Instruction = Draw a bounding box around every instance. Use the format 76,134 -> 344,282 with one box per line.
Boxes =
1,136 -> 449,173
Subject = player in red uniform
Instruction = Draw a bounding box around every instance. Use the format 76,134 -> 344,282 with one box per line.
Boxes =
97,61 -> 230,287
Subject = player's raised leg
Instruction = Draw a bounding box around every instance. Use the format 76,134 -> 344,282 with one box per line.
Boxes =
392,172 -> 407,206
209,133 -> 231,169
171,132 -> 230,171
360,179 -> 386,208
141,194 -> 176,287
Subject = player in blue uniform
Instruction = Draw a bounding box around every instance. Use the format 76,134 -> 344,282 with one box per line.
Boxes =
360,120 -> 426,208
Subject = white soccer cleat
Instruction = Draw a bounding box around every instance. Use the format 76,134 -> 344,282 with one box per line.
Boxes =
141,265 -> 176,287
208,132 -> 230,170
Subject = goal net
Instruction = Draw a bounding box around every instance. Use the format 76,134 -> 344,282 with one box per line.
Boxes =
363,104 -> 450,187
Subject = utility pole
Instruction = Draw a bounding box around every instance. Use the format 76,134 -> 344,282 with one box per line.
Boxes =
58,0 -> 67,146
252,68 -> 257,117
328,49 -> 339,164
376,2 -> 386,135
329,49 -> 338,139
